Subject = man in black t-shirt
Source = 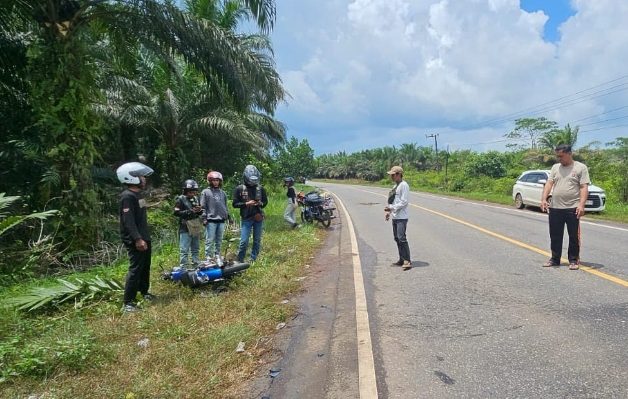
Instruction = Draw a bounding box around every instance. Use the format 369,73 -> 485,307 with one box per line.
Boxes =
116,162 -> 154,312
232,165 -> 268,262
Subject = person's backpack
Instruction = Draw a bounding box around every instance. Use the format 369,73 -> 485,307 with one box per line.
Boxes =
238,184 -> 262,202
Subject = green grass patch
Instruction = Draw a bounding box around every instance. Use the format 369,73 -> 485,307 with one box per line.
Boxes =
0,188 -> 324,398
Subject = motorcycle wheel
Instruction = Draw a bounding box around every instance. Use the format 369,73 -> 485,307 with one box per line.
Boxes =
302,208 -> 313,223
320,210 -> 332,228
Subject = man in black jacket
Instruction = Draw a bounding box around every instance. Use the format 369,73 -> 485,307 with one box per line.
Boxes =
116,162 -> 154,312
232,165 -> 268,262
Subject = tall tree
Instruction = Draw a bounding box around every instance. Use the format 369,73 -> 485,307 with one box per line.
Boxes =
505,117 -> 558,149
273,137 -> 315,180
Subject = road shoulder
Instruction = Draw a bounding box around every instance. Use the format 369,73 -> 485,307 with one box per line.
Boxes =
243,218 -> 359,399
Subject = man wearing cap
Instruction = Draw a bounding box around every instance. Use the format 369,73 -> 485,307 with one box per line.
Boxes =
384,166 -> 412,270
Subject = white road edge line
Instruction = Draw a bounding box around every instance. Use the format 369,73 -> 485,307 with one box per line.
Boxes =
332,192 -> 379,399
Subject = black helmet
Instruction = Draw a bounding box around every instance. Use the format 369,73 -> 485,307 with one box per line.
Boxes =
243,165 -> 261,186
182,179 -> 199,192
284,176 -> 294,185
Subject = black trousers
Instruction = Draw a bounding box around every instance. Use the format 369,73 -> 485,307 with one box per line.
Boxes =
392,219 -> 411,262
548,208 -> 580,263
123,241 -> 152,304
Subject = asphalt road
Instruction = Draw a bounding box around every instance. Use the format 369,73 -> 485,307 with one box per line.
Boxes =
322,181 -> 627,399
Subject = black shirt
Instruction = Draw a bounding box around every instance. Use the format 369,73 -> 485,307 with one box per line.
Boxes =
119,189 -> 150,244
287,186 -> 296,204
232,184 -> 268,220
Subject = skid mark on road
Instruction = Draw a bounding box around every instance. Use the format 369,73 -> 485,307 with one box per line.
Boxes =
332,193 -> 379,399
357,188 -> 628,288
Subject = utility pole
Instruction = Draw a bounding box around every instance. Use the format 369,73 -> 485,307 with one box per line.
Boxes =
426,133 -> 439,171
444,145 -> 450,188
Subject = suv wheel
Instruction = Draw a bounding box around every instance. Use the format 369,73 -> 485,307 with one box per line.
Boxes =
514,193 -> 524,209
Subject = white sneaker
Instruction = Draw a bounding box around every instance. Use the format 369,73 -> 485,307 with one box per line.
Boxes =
122,303 -> 139,312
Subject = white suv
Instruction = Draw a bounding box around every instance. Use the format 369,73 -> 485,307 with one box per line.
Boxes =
512,170 -> 606,212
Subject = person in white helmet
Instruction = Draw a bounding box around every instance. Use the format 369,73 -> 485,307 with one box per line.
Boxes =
116,162 -> 155,312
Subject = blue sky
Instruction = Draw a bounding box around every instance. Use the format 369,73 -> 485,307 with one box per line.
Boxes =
264,0 -> 628,154
520,0 -> 575,42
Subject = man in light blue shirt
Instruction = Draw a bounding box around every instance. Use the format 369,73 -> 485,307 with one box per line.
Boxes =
384,166 -> 412,270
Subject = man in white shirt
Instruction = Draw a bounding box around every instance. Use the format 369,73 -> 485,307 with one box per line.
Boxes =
384,166 -> 412,270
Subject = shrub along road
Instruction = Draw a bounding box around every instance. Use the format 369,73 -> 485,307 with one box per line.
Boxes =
248,181 -> 628,398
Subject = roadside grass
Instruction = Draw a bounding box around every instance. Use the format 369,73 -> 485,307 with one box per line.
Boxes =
314,177 -> 628,224
0,188 -> 324,399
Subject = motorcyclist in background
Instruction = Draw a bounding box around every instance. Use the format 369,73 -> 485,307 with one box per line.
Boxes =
283,176 -> 300,229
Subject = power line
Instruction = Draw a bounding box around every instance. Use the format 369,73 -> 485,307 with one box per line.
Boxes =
479,84 -> 628,127
571,105 -> 628,123
452,138 -> 510,147
580,122 -> 628,134
473,74 -> 628,127
578,114 -> 628,128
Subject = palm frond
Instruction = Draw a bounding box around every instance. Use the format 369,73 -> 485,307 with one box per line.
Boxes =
242,0 -> 275,33
0,192 -> 20,216
0,210 -> 60,237
3,276 -> 123,312
103,1 -> 284,112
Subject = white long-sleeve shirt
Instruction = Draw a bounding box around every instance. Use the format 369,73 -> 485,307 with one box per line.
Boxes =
389,180 -> 409,219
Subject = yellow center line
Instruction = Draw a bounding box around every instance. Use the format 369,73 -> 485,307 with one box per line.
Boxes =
357,188 -> 628,288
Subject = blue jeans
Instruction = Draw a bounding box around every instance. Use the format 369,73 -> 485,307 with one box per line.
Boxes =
179,232 -> 200,267
238,218 -> 263,262
205,222 -> 226,258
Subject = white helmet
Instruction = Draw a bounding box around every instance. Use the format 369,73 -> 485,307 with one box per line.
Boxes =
116,162 -> 154,185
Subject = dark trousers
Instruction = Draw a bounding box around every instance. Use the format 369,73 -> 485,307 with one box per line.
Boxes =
392,219 -> 411,262
123,241 -> 152,304
548,208 -> 580,263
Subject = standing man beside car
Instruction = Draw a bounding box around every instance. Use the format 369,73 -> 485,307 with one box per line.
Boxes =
540,144 -> 590,270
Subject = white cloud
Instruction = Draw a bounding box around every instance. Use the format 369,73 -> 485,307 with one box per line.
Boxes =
282,70 -> 323,114
273,0 -> 628,153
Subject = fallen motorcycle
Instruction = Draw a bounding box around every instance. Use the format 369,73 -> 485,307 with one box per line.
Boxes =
297,190 -> 336,228
162,260 -> 249,288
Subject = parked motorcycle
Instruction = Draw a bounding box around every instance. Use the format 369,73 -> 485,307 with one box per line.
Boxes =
297,190 -> 336,228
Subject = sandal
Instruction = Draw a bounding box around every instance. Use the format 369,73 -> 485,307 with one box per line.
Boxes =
543,259 -> 559,267
569,262 -> 579,270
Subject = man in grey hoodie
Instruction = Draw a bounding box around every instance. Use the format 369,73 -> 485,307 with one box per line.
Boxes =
201,171 -> 230,262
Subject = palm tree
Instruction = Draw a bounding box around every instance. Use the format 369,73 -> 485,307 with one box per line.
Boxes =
539,124 -> 579,150
0,0 -> 282,244
97,61 -> 285,187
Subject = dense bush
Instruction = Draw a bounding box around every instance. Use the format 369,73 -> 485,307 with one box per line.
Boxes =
464,151 -> 508,178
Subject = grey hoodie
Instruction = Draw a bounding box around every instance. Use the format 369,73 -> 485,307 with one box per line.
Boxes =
200,186 -> 229,223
